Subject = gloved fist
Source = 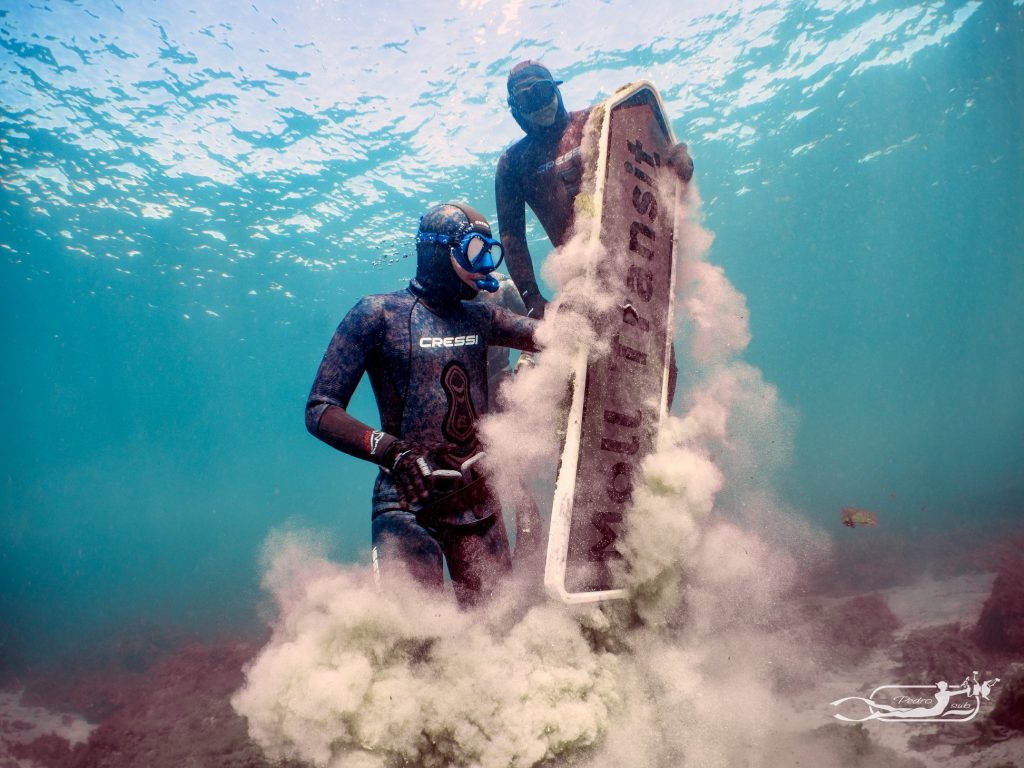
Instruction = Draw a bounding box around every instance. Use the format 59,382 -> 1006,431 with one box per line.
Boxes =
666,142 -> 694,183
519,282 -> 548,320
382,440 -> 462,510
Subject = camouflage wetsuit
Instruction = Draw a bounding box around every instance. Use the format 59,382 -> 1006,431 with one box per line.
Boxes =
306,282 -> 537,606
477,272 -> 528,410
495,106 -> 593,309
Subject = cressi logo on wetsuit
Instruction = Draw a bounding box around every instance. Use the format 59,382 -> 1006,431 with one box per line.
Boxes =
536,146 -> 582,177
418,334 -> 480,349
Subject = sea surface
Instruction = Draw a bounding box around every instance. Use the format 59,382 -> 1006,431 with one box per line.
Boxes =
2,0 -> 1022,674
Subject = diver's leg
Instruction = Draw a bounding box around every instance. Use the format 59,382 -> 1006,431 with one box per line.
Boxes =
440,511 -> 512,608
371,510 -> 445,593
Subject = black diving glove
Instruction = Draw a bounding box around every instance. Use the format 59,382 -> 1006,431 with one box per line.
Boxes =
382,440 -> 463,510
519,282 -> 548,320
667,142 -> 694,183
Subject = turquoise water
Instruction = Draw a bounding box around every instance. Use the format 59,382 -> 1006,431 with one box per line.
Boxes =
2,0 -> 1022,671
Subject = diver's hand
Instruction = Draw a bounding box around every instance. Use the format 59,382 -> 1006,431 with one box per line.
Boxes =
524,293 -> 548,320
383,441 -> 460,510
666,142 -> 694,183
519,282 -> 548,320
382,440 -> 430,508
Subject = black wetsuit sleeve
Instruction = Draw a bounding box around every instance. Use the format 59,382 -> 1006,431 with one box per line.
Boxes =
305,298 -> 397,464
484,304 -> 540,353
495,150 -> 541,301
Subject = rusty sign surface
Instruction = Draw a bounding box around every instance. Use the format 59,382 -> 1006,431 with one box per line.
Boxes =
546,83 -> 678,603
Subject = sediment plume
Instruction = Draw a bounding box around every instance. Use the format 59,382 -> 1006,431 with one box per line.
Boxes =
233,171 -> 833,766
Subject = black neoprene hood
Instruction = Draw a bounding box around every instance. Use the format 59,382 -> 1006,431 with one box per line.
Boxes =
506,59 -> 568,136
412,203 -> 491,305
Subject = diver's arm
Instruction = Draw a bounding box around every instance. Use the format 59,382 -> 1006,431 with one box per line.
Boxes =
486,304 -> 540,353
305,298 -> 399,465
496,151 -> 547,318
310,406 -> 398,465
312,402 -> 448,508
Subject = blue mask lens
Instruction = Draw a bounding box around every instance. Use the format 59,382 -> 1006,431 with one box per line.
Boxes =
457,233 -> 504,274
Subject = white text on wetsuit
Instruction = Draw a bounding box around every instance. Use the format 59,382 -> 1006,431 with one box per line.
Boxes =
419,335 -> 480,349
537,146 -> 582,175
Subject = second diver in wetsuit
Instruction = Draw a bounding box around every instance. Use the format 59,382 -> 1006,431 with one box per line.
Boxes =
495,59 -> 695,319
305,203 -> 539,607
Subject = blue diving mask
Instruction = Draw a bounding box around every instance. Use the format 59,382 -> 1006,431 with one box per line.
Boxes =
416,230 -> 505,292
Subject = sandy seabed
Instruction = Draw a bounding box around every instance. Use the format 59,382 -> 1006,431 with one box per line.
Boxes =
1,558 -> 1022,768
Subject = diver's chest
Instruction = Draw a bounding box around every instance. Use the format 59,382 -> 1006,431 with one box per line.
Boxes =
403,311 -> 486,365
527,145 -> 583,192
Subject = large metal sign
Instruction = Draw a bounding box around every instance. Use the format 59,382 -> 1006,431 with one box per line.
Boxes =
545,82 -> 678,604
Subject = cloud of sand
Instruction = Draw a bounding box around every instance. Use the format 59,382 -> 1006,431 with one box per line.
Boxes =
233,531 -> 623,768
233,172 -> 840,766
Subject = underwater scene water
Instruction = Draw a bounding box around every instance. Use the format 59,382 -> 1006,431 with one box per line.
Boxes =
2,0 -> 1023,766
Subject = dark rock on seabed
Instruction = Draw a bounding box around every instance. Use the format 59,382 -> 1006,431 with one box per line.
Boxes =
990,666 -> 1024,733
9,641 -> 303,768
898,622 -> 985,683
974,553 -> 1024,655
817,593 -> 903,666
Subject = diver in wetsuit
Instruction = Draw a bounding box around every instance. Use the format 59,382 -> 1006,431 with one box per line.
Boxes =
305,203 -> 538,607
495,60 -> 695,319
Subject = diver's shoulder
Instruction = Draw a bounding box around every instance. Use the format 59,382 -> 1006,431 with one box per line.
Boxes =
570,107 -> 593,127
471,273 -> 526,315
461,297 -> 499,324
497,137 -> 530,169
350,288 -> 413,316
